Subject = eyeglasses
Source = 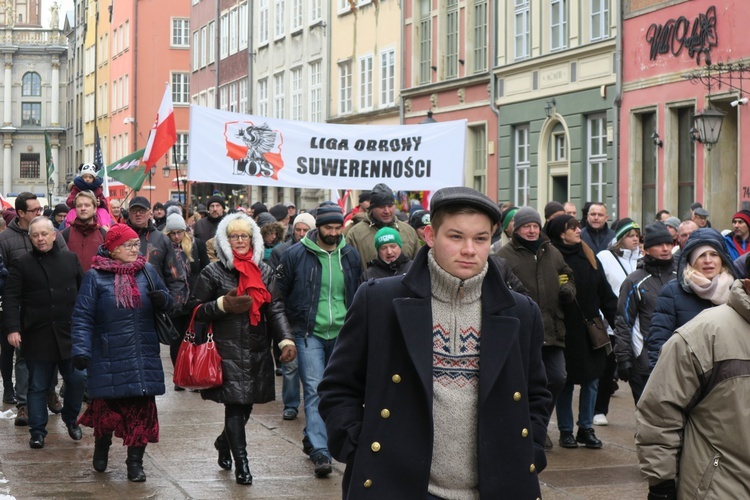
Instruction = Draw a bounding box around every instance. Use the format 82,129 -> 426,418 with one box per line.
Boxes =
169,230 -> 185,236
228,234 -> 251,241
24,207 -> 43,214
120,242 -> 140,250
130,208 -> 149,215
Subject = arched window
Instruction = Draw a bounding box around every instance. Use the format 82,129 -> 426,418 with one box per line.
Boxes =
22,72 -> 41,96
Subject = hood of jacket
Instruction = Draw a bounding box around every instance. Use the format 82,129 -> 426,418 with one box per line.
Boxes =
677,227 -> 738,292
214,212 -> 264,270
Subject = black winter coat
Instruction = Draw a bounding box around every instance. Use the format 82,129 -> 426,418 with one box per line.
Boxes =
554,243 -> 618,384
319,246 -> 551,499
3,247 -> 84,360
360,253 -> 412,282
192,260 -> 293,405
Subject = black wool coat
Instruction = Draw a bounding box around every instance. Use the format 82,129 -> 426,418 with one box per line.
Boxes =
318,246 -> 551,500
3,247 -> 84,361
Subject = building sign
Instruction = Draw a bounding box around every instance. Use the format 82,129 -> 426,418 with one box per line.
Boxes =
645,5 -> 717,65
188,106 -> 467,191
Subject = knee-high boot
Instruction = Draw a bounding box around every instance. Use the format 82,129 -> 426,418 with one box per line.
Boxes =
214,430 -> 232,470
224,415 -> 252,485
126,446 -> 147,482
93,434 -> 112,472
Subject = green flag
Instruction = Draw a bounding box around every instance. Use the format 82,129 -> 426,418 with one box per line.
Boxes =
44,131 -> 54,179
107,149 -> 150,191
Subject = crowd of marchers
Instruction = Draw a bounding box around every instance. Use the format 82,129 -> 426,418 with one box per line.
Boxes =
1,162 -> 749,500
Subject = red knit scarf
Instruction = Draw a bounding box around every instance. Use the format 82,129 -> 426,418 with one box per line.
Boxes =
91,254 -> 147,309
232,250 -> 271,326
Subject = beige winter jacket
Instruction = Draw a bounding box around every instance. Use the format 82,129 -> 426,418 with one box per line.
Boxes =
635,280 -> 750,499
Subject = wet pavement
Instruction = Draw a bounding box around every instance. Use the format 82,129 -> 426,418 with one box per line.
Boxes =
0,349 -> 647,499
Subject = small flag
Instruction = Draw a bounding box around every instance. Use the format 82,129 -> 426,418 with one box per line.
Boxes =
94,127 -> 109,197
107,149 -> 150,191
143,83 -> 177,168
44,131 -> 55,180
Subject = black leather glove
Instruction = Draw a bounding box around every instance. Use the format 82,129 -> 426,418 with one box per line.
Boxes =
617,362 -> 632,383
72,356 -> 89,371
223,288 -> 253,314
148,290 -> 167,310
648,480 -> 677,500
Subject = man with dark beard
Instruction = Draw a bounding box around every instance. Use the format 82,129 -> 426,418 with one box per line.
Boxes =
193,195 -> 226,242
276,203 -> 361,478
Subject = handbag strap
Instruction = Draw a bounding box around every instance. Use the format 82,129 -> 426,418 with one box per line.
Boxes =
143,265 -> 155,291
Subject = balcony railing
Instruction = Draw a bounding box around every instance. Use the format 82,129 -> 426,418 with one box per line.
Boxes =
0,29 -> 66,47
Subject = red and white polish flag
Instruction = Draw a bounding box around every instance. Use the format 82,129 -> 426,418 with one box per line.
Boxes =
143,83 -> 177,168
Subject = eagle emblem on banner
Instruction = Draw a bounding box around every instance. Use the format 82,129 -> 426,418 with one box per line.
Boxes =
224,121 -> 285,180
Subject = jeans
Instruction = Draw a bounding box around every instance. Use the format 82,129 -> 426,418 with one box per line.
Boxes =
542,346 -> 567,410
26,358 -> 86,437
0,333 -> 14,393
628,371 -> 650,405
282,357 -> 301,412
14,348 -> 28,406
295,334 -> 337,459
594,351 -> 617,415
555,378 -> 599,432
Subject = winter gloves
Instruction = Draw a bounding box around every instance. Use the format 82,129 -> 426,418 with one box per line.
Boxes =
222,289 -> 253,315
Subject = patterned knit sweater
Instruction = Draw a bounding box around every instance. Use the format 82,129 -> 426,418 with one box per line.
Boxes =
427,251 -> 487,500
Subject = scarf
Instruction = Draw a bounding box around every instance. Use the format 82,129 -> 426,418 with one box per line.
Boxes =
514,233 -> 542,254
172,242 -> 191,277
685,268 -> 734,305
90,254 -> 147,308
232,250 -> 271,326
553,240 -> 598,270
72,217 -> 99,235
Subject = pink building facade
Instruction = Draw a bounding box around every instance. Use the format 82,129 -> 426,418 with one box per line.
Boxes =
620,0 -> 750,227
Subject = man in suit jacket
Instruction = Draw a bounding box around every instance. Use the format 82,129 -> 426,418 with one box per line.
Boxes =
319,187 -> 551,499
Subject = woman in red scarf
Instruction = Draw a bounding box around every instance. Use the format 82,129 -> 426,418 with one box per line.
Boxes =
71,224 -> 172,482
191,213 -> 296,485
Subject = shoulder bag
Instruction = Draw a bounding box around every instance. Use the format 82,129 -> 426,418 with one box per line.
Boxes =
173,305 -> 223,390
574,298 -> 610,350
143,268 -> 180,345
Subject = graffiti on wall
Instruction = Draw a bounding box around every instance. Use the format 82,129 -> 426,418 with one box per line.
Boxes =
645,6 -> 718,65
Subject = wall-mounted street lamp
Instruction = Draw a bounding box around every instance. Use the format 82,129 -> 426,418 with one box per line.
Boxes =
420,110 -> 437,124
544,98 -> 556,118
690,108 -> 725,150
651,132 -> 663,147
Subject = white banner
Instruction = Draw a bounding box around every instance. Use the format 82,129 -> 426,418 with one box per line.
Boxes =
187,106 -> 466,190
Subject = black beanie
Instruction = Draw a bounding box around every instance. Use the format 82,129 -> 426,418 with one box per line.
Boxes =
208,195 -> 226,209
369,183 -> 394,208
53,203 -> 70,216
546,214 -> 576,243
269,203 -> 288,221
359,191 -> 372,203
153,202 -> 165,211
544,201 -> 565,220
251,202 -> 267,215
643,222 -> 673,249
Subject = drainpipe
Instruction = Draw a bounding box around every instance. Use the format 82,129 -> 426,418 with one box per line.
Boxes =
612,1 -> 623,217
214,0 -> 220,108
398,0 -> 404,125
132,0 -> 139,152
488,0 -> 501,199
247,0 -> 253,113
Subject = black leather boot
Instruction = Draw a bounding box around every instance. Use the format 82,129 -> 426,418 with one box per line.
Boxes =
126,446 -> 147,482
93,434 -> 112,472
224,415 -> 252,485
214,431 -> 232,470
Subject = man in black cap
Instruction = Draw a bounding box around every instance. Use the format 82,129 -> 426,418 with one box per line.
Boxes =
50,204 -> 70,229
319,187 -> 551,499
193,195 -> 226,242
126,196 -> 188,309
269,203 -> 292,240
152,202 -> 167,228
346,183 -> 419,269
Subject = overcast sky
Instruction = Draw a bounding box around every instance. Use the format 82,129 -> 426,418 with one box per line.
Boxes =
42,0 -> 74,28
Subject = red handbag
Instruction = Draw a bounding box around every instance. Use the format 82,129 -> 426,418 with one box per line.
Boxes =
173,306 -> 223,390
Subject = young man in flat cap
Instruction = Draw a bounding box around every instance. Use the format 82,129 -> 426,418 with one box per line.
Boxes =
319,186 -> 551,499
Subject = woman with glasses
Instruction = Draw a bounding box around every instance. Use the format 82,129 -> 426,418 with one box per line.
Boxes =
191,212 -> 296,485
162,212 -> 209,386
70,224 -> 172,482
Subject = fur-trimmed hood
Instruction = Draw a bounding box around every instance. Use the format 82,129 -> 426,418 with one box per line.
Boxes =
214,212 -> 264,269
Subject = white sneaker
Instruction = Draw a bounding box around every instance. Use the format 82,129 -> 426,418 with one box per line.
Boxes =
593,414 -> 608,426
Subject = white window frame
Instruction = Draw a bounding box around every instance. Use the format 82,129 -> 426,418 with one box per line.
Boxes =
515,125 -> 530,206
550,0 -> 567,52
274,0 -> 285,40
208,22 -> 216,64
229,8 -> 238,55
419,0 -> 432,84
473,0 -> 488,72
553,133 -> 566,161
273,72 -> 285,118
229,82 -> 238,112
192,30 -> 200,69
587,114 -> 607,202
358,54 -> 373,111
590,0 -> 609,41
239,3 -> 249,49
309,0 -> 322,24
220,85 -> 228,111
257,79 -> 269,117
380,48 -> 395,107
239,79 -> 248,114
200,26 -> 208,67
171,73 -> 190,105
309,61 -> 322,122
171,18 -> 190,47
291,0 -> 303,31
259,0 -> 269,45
471,124 -> 487,194
174,133 -> 189,163
220,14 -> 229,58
514,0 -> 530,60
338,61 -> 352,115
291,67 -> 303,121
445,0 -> 459,79
123,75 -> 129,108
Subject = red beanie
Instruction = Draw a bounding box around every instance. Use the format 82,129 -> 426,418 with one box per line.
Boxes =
105,223 -> 139,252
733,210 -> 750,227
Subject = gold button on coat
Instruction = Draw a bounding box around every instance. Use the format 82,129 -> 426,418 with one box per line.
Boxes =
529,464 -> 536,473
364,479 -> 373,488
380,409 -> 391,418
513,392 -> 522,401
521,428 -> 529,438
392,374 -> 401,383
371,442 -> 381,452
